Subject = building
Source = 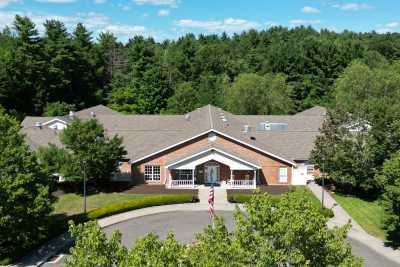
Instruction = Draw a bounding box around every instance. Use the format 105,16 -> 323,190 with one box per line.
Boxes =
21,104 -> 326,189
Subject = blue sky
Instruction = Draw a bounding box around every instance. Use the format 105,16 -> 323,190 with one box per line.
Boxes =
0,0 -> 399,42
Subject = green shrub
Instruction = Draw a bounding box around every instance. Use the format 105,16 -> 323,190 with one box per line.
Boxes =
228,193 -> 280,205
228,190 -> 334,218
87,194 -> 196,219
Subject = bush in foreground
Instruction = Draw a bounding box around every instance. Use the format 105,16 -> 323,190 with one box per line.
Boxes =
228,188 -> 334,218
66,191 -> 362,266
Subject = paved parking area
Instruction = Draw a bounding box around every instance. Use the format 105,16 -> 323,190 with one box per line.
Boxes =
42,211 -> 399,267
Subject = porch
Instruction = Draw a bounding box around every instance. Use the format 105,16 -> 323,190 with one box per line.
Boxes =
165,147 -> 260,189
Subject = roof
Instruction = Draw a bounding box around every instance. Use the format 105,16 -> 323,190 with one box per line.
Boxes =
295,106 -> 327,116
21,104 -> 325,163
165,143 -> 260,167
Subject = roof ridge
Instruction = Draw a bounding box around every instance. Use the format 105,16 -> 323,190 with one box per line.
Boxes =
208,104 -> 214,129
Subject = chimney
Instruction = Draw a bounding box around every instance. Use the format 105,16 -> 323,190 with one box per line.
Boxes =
90,111 -> 96,118
243,124 -> 250,133
69,111 -> 75,119
184,113 -> 191,121
35,122 -> 42,129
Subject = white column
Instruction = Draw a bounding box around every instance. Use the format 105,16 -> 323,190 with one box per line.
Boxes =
253,169 -> 256,189
166,168 -> 171,188
192,169 -> 195,188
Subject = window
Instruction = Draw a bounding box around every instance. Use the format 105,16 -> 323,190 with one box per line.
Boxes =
144,165 -> 160,181
306,165 -> 314,175
279,167 -> 288,183
177,169 -> 193,180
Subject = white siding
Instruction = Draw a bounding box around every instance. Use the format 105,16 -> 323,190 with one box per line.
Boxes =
292,163 -> 315,185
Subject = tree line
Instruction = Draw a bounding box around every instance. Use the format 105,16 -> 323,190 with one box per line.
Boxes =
3,15 -> 400,118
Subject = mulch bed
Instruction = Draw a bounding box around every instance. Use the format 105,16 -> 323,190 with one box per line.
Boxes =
227,185 -> 290,196
123,184 -> 198,195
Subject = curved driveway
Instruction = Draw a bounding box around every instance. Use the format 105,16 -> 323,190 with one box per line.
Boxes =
103,211 -> 399,267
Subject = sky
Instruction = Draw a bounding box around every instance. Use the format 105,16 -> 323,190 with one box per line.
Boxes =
0,0 -> 400,42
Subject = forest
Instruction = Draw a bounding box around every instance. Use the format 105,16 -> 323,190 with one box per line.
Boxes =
2,15 -> 400,118
1,14 -> 400,256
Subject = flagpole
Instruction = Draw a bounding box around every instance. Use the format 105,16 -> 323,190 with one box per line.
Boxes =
208,185 -> 215,227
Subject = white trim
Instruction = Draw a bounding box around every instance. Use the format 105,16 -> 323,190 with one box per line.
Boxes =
166,147 -> 260,169
131,129 -> 296,166
42,118 -> 68,126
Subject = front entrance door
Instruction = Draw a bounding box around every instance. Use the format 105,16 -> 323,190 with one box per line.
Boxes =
205,164 -> 219,184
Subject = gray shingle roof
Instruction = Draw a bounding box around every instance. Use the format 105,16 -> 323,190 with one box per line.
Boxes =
21,104 -> 325,163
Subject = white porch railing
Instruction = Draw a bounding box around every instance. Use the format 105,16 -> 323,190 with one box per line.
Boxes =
169,179 -> 195,188
228,179 -> 256,189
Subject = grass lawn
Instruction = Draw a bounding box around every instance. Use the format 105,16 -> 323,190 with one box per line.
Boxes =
52,192 -> 146,216
332,193 -> 387,240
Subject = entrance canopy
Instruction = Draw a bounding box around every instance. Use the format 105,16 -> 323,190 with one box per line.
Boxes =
166,146 -> 260,170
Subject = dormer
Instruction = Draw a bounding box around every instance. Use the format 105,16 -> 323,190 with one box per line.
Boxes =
42,118 -> 68,130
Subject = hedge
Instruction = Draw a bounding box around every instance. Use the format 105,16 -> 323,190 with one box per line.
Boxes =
228,193 -> 280,205
5,194 -> 197,265
228,191 -> 334,218
50,194 -> 196,232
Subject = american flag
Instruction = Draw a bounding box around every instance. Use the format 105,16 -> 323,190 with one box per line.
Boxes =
208,186 -> 214,220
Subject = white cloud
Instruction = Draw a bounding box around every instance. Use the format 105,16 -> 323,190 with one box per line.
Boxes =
35,0 -> 76,3
94,0 -> 106,4
0,0 -> 20,8
376,21 -> 399,33
301,6 -> 320,13
376,28 -> 393,34
116,3 -> 130,11
175,18 -> 259,33
265,21 -> 278,27
103,24 -> 146,35
0,10 -> 151,42
333,3 -> 372,11
134,0 -> 177,8
157,9 -> 170,16
289,19 -> 321,26
386,22 -> 399,28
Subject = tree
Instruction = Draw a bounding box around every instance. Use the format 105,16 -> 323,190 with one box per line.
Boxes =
35,144 -> 79,183
59,118 -> 126,182
108,86 -> 137,114
224,73 -> 294,115
42,101 -> 75,116
379,153 -> 400,246
166,81 -> 200,114
65,190 -> 361,266
65,221 -> 127,267
0,110 -> 52,261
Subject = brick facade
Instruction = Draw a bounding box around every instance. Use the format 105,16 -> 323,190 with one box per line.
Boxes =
130,132 -> 293,185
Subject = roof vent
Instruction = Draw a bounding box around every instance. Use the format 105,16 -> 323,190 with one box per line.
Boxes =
184,113 -> 191,121
258,122 -> 288,131
35,122 -> 42,129
69,111 -> 75,119
243,125 -> 250,133
90,111 -> 96,118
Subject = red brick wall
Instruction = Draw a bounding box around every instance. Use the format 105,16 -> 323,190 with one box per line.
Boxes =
132,133 -> 293,185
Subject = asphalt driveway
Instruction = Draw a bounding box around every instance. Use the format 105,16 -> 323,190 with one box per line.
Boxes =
43,211 -> 399,267
103,211 -> 398,267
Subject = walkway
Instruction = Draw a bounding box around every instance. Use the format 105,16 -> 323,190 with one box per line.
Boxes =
198,186 -> 228,205
307,182 -> 400,265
